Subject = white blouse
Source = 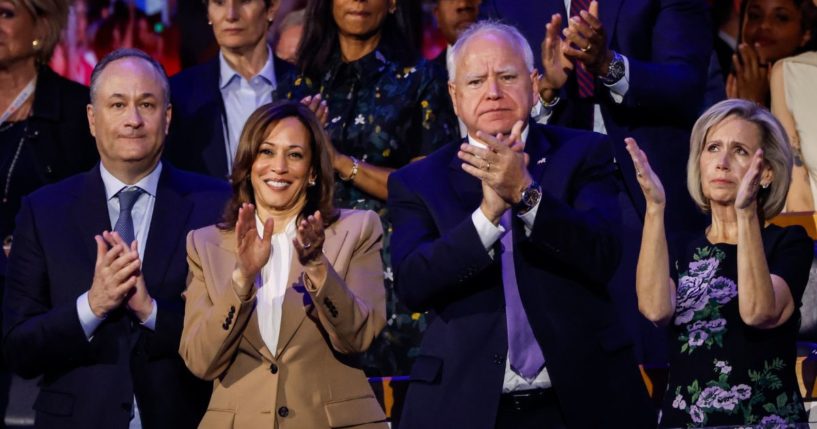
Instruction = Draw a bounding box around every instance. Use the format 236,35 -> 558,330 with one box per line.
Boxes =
254,216 -> 297,356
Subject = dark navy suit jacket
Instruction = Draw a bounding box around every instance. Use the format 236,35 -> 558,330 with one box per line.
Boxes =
165,53 -> 293,180
2,163 -> 230,429
388,123 -> 655,428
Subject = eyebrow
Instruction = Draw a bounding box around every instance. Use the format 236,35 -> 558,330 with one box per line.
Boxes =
260,141 -> 305,149
107,93 -> 159,100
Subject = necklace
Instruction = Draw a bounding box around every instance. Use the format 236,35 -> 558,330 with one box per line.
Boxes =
3,123 -> 28,204
0,121 -> 16,133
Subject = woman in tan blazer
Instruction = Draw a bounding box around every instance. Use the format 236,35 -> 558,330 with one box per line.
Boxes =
180,101 -> 388,429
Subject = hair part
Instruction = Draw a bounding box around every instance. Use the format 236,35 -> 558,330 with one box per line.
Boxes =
220,100 -> 339,230
447,20 -> 534,81
687,99 -> 793,219
11,0 -> 68,64
89,48 -> 171,105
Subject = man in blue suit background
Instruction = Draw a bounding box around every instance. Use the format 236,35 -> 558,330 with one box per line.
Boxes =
2,49 -> 229,429
388,22 -> 654,428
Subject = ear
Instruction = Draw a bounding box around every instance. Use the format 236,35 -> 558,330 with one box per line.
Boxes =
447,81 -> 459,117
164,103 -> 173,135
760,163 -> 774,188
86,104 -> 97,137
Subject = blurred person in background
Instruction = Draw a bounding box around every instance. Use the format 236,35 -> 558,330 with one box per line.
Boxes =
0,0 -> 97,346
286,0 -> 458,376
727,0 -> 817,105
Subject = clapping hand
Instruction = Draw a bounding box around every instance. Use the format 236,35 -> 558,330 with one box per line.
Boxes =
727,43 -> 770,104
294,211 -> 326,267
624,137 -> 666,211
99,231 -> 154,322
735,149 -> 766,212
458,121 -> 531,223
235,203 -> 273,291
88,231 -> 142,318
300,94 -> 329,127
561,1 -> 610,77
537,13 -> 571,99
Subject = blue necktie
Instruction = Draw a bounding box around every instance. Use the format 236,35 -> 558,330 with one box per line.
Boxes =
114,187 -> 143,244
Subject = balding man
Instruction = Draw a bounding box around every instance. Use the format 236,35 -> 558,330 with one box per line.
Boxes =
388,22 -> 654,428
2,49 -> 229,429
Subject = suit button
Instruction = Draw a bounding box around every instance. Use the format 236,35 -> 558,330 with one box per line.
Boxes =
278,406 -> 289,417
492,353 -> 504,366
270,363 -> 278,374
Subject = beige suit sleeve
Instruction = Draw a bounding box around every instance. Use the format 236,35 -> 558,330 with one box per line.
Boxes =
303,211 -> 387,354
179,229 -> 257,380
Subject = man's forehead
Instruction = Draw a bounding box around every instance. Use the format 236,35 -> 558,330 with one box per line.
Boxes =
97,58 -> 162,90
459,33 -> 523,62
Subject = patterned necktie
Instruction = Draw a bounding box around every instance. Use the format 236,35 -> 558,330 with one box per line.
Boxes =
570,0 -> 595,99
114,187 -> 143,245
500,211 -> 545,380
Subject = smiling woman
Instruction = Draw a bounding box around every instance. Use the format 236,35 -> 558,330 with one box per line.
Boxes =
180,100 -> 388,428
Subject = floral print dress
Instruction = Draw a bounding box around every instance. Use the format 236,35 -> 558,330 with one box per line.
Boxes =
660,224 -> 813,428
285,43 -> 458,376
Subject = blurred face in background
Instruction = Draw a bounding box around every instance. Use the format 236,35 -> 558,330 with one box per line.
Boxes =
434,0 -> 481,46
275,23 -> 302,63
742,0 -> 811,62
208,0 -> 276,52
0,0 -> 40,66
332,0 -> 392,40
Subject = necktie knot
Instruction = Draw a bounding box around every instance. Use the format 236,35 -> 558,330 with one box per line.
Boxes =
118,187 -> 143,211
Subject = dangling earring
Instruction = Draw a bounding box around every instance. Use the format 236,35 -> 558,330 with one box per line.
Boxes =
761,182 -> 770,189
32,39 -> 41,49
207,20 -> 212,25
389,0 -> 396,13
308,178 -> 316,186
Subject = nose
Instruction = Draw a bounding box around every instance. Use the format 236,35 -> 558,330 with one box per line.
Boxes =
715,151 -> 730,170
485,76 -> 501,100
125,105 -> 144,129
270,153 -> 288,174
226,0 -> 239,21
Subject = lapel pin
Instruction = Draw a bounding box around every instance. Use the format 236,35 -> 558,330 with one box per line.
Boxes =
537,157 -> 547,165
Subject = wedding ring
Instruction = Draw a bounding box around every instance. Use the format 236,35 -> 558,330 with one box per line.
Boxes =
303,241 -> 312,249
581,43 -> 592,53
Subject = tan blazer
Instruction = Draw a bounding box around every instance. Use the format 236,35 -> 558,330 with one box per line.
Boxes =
180,209 -> 388,429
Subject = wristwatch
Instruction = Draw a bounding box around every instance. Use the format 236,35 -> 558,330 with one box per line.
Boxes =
515,182 -> 542,216
600,50 -> 625,85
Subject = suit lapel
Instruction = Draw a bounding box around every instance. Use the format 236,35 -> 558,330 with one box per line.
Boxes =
276,222 -> 348,356
598,0 -> 623,49
71,166 -> 113,264
142,166 -> 193,293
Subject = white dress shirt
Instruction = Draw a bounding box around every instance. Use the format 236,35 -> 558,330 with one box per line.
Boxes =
219,46 -> 277,174
465,128 -> 553,392
254,216 -> 297,356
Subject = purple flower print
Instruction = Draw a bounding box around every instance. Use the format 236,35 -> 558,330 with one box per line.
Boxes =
709,277 -> 737,304
688,330 -> 708,347
672,393 -> 687,410
696,386 -> 722,408
688,320 -> 707,332
688,257 -> 719,281
713,389 -> 737,411
715,359 -> 732,374
730,384 -> 751,400
690,405 -> 705,424
759,415 -> 787,428
706,318 -> 727,333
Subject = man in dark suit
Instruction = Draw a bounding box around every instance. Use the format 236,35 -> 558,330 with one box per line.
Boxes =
388,22 -> 654,428
483,0 -> 713,365
2,48 -> 230,429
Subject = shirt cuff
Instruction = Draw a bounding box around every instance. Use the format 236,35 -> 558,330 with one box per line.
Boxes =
605,55 -> 630,103
472,208 -> 506,252
140,299 -> 157,331
76,291 -> 105,340
518,200 -> 540,236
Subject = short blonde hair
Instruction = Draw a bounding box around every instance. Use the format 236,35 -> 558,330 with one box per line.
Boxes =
687,99 -> 792,219
11,0 -> 68,64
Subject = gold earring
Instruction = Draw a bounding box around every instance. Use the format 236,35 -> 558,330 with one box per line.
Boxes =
308,178 -> 316,186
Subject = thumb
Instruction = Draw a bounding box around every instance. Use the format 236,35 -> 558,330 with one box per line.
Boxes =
589,0 -> 599,17
262,217 -> 274,242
